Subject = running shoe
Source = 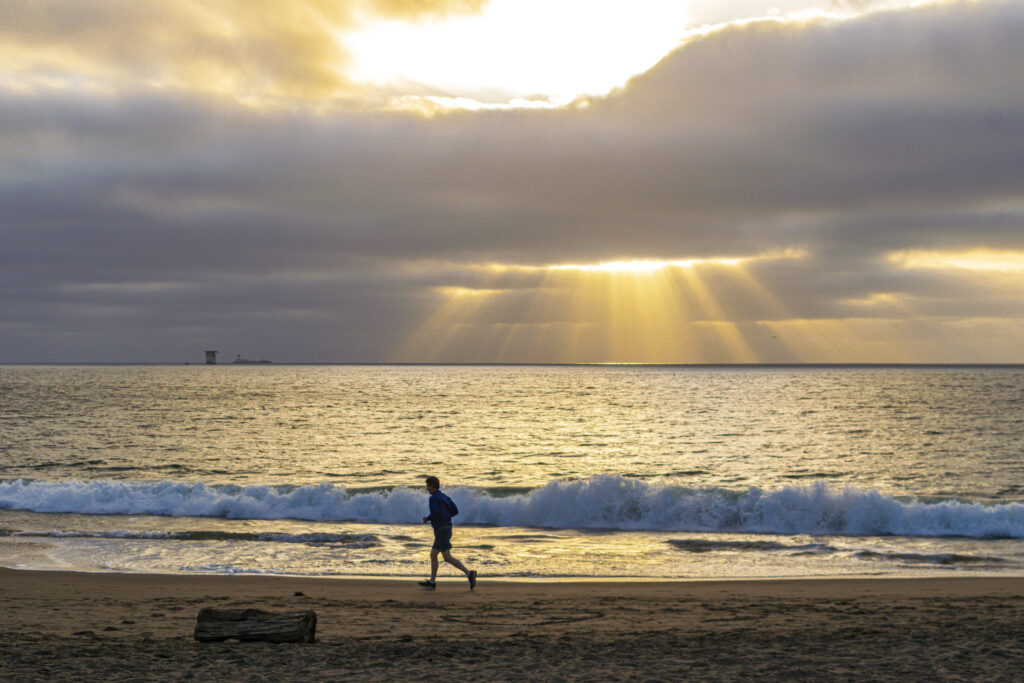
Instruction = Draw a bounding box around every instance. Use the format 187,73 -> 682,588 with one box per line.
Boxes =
468,570 -> 477,590
418,579 -> 436,589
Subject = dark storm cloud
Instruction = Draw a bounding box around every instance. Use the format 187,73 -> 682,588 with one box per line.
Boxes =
3,0 -> 1024,361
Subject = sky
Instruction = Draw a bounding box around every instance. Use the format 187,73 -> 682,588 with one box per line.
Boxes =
3,0 -> 1024,364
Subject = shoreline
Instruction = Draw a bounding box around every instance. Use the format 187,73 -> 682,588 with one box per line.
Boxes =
4,569 -> 1024,680
6,563 -> 1024,582
6,566 -> 1024,595
6,565 -> 1024,591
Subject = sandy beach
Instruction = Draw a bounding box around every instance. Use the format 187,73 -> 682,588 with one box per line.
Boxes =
2,569 -> 1023,681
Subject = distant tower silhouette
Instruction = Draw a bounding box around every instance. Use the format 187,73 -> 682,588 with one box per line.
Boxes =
205,350 -> 218,365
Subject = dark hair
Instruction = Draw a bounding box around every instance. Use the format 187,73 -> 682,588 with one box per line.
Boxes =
425,475 -> 440,489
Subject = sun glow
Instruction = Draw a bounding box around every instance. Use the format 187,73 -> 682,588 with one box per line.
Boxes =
550,258 -> 744,274
345,0 -> 689,105
890,249 -> 1024,273
547,250 -> 804,274
393,246 -> 1024,364
396,250 -> 806,363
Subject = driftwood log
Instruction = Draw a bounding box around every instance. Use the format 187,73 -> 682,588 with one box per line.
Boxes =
194,608 -> 317,643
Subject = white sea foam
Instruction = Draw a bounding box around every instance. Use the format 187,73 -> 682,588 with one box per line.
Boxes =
2,476 -> 1024,538
184,563 -> 276,575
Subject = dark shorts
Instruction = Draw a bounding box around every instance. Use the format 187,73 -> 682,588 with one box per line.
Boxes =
432,525 -> 453,552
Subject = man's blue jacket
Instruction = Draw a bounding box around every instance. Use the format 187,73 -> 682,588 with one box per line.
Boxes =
427,490 -> 459,529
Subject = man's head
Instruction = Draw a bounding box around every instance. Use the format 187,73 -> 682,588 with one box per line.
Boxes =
425,475 -> 440,493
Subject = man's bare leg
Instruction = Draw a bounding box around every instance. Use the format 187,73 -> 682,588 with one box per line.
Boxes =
430,548 -> 440,581
441,549 -> 470,576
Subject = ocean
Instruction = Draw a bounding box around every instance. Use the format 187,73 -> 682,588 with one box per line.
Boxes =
2,364 -> 1024,580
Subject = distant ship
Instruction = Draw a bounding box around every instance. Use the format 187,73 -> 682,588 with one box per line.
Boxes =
232,354 -> 272,364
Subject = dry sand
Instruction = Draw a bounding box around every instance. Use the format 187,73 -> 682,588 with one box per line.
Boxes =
2,568 -> 1023,681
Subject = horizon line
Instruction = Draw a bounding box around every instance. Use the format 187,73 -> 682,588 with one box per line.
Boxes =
2,361 -> 1024,369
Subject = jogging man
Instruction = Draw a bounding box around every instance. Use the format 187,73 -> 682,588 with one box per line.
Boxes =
419,475 -> 476,590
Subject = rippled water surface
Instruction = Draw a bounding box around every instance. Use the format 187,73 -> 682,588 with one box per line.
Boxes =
4,364 -> 1024,497
2,364 -> 1023,578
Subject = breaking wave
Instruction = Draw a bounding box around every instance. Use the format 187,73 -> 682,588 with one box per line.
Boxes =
3,476 -> 1024,538
5,528 -> 380,547
666,538 -> 1011,566
851,550 -> 1008,565
667,539 -> 835,554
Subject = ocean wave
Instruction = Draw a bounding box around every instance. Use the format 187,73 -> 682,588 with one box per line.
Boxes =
183,563 -> 279,575
666,538 -> 1011,566
851,550 -> 1008,566
9,528 -> 380,547
3,476 -> 1024,538
667,539 -> 836,554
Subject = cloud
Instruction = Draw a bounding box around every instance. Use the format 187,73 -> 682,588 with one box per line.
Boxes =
3,1 -> 1024,361
0,0 -> 490,104
371,0 -> 490,20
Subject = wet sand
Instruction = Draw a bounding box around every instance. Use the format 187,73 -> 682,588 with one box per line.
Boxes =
2,569 -> 1023,681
